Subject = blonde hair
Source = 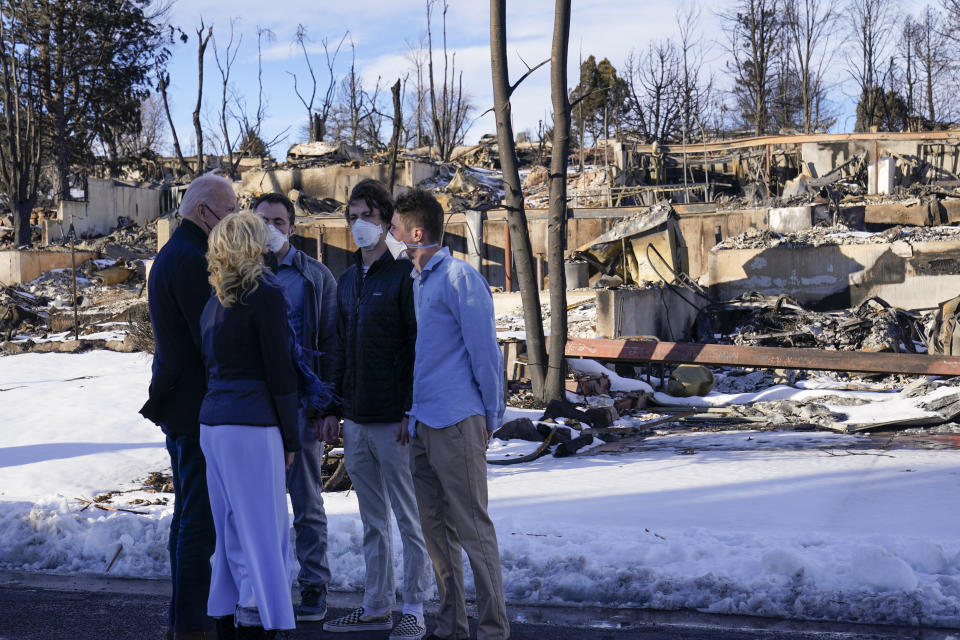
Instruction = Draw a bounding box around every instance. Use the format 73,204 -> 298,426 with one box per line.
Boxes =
207,210 -> 267,307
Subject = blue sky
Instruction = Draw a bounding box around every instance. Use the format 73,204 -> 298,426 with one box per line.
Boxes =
160,0 -> 935,157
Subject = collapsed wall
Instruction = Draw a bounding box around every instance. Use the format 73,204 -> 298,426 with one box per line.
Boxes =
43,178 -> 165,244
705,225 -> 960,311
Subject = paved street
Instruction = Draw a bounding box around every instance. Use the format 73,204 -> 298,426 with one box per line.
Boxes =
0,571 -> 956,640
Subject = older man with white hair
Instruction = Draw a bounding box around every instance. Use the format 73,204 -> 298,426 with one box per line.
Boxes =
141,173 -> 237,640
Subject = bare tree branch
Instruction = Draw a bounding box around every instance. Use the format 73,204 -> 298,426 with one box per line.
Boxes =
509,58 -> 549,96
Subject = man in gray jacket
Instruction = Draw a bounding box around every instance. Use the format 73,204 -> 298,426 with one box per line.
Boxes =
255,192 -> 338,623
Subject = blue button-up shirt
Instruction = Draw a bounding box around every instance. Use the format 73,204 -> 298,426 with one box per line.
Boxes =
408,248 -> 504,435
276,247 -> 307,345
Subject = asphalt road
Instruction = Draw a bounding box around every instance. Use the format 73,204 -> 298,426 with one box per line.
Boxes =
0,571 -> 956,640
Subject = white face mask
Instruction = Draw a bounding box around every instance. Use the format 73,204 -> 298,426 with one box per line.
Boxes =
385,231 -> 407,258
265,224 -> 287,253
351,217 -> 383,249
388,230 -> 438,251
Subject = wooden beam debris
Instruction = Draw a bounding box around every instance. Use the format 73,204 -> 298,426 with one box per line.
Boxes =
565,338 -> 960,376
627,130 -> 960,155
74,497 -> 150,515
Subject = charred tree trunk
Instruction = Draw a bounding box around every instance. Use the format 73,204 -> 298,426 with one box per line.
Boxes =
924,33 -> 935,123
12,200 -> 34,247
36,7 -> 71,204
54,105 -> 69,201
388,79 -> 403,193
219,82 -> 234,180
545,0 -> 572,402
157,70 -> 194,177
193,24 -> 213,175
490,0 -> 547,399
53,11 -> 69,203
0,10 -> 44,248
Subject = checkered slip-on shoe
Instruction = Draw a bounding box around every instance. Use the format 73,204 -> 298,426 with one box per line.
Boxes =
389,613 -> 427,640
322,607 -> 393,633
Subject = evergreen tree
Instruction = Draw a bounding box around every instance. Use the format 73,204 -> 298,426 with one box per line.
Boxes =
722,0 -> 783,135
0,0 -> 170,246
569,55 -> 628,147
28,0 -> 170,195
240,128 -> 268,157
855,86 -> 908,132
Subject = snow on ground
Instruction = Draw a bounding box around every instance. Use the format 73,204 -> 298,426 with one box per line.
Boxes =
2,352 -> 960,627
495,292 -> 598,340
644,373 -> 959,430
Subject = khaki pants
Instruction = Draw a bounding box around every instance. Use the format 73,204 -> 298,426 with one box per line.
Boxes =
410,414 -> 509,640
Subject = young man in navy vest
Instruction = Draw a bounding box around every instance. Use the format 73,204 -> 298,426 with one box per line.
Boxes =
321,180 -> 431,640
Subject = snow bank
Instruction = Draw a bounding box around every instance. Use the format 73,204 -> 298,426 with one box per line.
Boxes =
2,352 -> 960,627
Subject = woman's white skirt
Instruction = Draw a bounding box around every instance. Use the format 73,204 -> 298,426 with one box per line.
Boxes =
200,424 -> 296,630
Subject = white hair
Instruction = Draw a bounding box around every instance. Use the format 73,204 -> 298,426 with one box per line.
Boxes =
179,172 -> 234,219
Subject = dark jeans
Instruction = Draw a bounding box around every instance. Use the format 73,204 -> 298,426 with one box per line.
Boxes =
166,434 -> 216,633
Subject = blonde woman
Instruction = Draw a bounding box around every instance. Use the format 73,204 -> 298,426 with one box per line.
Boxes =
198,210 -> 301,639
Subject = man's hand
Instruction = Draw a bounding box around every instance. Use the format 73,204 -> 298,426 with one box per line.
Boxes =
319,415 -> 341,444
396,416 -> 410,445
487,429 -> 494,449
285,451 -> 296,469
308,415 -> 323,440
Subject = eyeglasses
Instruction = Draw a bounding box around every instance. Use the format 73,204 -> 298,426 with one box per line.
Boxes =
201,202 -> 235,224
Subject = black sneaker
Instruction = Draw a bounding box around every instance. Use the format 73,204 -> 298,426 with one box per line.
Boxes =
234,625 -> 276,639
322,607 -> 392,632
295,586 -> 327,622
389,613 -> 426,640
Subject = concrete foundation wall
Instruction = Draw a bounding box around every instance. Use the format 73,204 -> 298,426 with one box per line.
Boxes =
595,286 -> 705,340
407,160 -> 438,187
296,209 -> 625,286
704,239 -> 960,310
241,160 -> 440,201
0,249 -> 100,286
44,178 -> 162,244
0,251 -> 18,286
677,209 -> 768,279
769,205 -> 815,233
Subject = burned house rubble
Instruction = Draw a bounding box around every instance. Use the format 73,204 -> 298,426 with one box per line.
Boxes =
7,131 -> 960,460
0,220 -> 156,353
715,222 -> 960,250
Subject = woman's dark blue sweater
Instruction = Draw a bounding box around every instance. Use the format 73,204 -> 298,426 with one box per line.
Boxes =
198,270 -> 301,452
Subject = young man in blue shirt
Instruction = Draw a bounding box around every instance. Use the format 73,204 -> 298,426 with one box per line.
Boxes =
389,189 -> 509,640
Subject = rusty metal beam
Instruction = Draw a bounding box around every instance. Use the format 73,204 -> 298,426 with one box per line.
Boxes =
565,338 -> 960,376
628,131 -> 960,155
